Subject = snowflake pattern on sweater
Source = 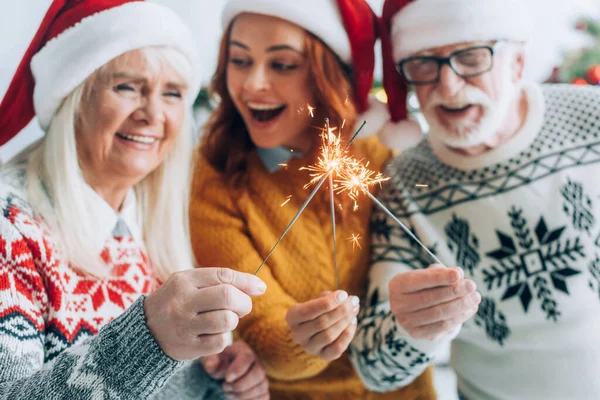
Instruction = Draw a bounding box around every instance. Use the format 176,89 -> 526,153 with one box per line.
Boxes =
350,84 -> 600,399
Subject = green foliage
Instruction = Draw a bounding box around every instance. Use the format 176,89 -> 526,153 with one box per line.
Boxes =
558,17 -> 600,84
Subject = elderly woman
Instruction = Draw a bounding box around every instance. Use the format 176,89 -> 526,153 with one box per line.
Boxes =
0,1 -> 268,399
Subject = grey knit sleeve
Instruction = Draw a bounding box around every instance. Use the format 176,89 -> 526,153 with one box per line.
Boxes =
0,296 -> 185,399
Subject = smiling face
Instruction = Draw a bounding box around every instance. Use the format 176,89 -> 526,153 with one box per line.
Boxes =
76,48 -> 188,187
413,41 -> 524,148
226,13 -> 315,152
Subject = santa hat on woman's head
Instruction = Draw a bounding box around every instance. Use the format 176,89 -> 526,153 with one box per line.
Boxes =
0,0 -> 202,148
222,0 -> 386,138
380,0 -> 532,151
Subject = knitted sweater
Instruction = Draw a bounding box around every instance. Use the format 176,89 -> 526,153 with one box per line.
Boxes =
349,84 -> 600,399
190,137 -> 436,400
0,168 -> 224,399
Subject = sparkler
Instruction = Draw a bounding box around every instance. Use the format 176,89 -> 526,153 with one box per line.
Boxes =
254,121 -> 367,276
335,162 -> 445,267
324,119 -> 339,289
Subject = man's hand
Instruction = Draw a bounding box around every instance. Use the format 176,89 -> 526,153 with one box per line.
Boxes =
202,341 -> 269,400
389,264 -> 481,341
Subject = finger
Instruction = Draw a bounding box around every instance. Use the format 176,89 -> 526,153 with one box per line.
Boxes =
225,380 -> 269,400
201,354 -> 223,377
286,291 -> 349,326
318,291 -> 332,298
224,347 -> 255,383
195,333 -> 231,357
304,304 -> 357,355
397,279 -> 477,313
409,305 -> 479,341
291,296 -> 359,343
186,284 -> 253,317
224,362 -> 266,393
400,291 -> 482,328
183,268 -> 267,296
192,310 -> 239,335
389,266 -> 462,294
319,317 -> 357,361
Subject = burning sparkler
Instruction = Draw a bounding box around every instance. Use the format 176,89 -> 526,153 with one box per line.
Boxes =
254,121 -> 367,276
254,117 -> 444,283
335,161 -> 445,267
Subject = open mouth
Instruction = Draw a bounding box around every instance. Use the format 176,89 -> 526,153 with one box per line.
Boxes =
116,133 -> 158,145
440,104 -> 473,113
248,103 -> 286,123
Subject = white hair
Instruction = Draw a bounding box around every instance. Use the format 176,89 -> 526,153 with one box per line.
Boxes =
422,41 -> 524,148
15,47 -> 195,281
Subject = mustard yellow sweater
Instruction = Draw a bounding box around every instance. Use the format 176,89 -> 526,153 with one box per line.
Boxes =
190,137 -> 436,400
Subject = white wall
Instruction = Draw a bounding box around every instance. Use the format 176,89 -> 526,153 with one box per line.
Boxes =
1,0 -> 599,162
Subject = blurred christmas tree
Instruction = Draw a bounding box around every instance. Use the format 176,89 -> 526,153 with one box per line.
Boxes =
558,16 -> 600,85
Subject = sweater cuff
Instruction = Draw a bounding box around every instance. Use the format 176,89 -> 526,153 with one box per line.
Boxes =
96,295 -> 184,397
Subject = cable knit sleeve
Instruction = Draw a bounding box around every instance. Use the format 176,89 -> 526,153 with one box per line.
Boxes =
189,156 -> 331,381
0,215 -> 184,399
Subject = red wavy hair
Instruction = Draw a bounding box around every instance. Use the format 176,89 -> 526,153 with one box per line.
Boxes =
201,23 -> 357,187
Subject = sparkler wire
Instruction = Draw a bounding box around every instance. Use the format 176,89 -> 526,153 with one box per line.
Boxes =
363,190 -> 446,267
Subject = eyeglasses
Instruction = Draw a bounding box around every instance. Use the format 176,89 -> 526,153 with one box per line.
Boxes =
397,44 -> 500,85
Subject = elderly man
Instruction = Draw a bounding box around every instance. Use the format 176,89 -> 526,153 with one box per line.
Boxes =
349,0 -> 600,399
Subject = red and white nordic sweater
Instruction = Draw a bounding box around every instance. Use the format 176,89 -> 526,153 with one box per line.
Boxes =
0,169 -> 221,399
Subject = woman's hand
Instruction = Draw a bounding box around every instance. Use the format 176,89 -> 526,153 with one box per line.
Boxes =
286,291 -> 359,361
144,268 -> 266,361
202,341 -> 269,400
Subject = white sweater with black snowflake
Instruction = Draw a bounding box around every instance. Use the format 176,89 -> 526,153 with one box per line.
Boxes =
349,83 -> 600,400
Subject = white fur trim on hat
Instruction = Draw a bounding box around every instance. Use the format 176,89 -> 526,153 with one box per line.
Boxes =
222,0 -> 351,63
31,2 -> 202,130
355,95 -> 391,139
391,0 -> 532,62
378,118 -> 424,151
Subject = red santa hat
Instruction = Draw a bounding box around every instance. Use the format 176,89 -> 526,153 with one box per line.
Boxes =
222,0 -> 385,138
0,0 -> 202,147
380,0 -> 532,150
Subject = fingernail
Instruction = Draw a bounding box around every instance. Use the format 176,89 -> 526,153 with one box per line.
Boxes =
225,371 -> 238,382
456,267 -> 464,279
352,317 -> 357,325
470,292 -> 481,304
222,383 -> 233,391
337,291 -> 348,303
351,296 -> 360,307
257,280 -> 266,293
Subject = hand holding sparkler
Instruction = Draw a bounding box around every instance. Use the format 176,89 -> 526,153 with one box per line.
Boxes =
388,265 -> 481,341
286,290 -> 360,361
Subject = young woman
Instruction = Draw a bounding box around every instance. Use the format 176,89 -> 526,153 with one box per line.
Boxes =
191,1 -> 436,399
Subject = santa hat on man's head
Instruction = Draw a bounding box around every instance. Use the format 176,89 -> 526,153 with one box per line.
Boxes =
380,0 -> 532,150
0,0 -> 202,148
222,0 -> 386,138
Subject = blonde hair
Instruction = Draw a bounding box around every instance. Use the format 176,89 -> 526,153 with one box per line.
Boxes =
20,47 -> 195,281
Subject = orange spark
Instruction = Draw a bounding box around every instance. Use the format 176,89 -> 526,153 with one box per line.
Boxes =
281,195 -> 292,207
307,104 -> 316,118
348,233 -> 362,250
